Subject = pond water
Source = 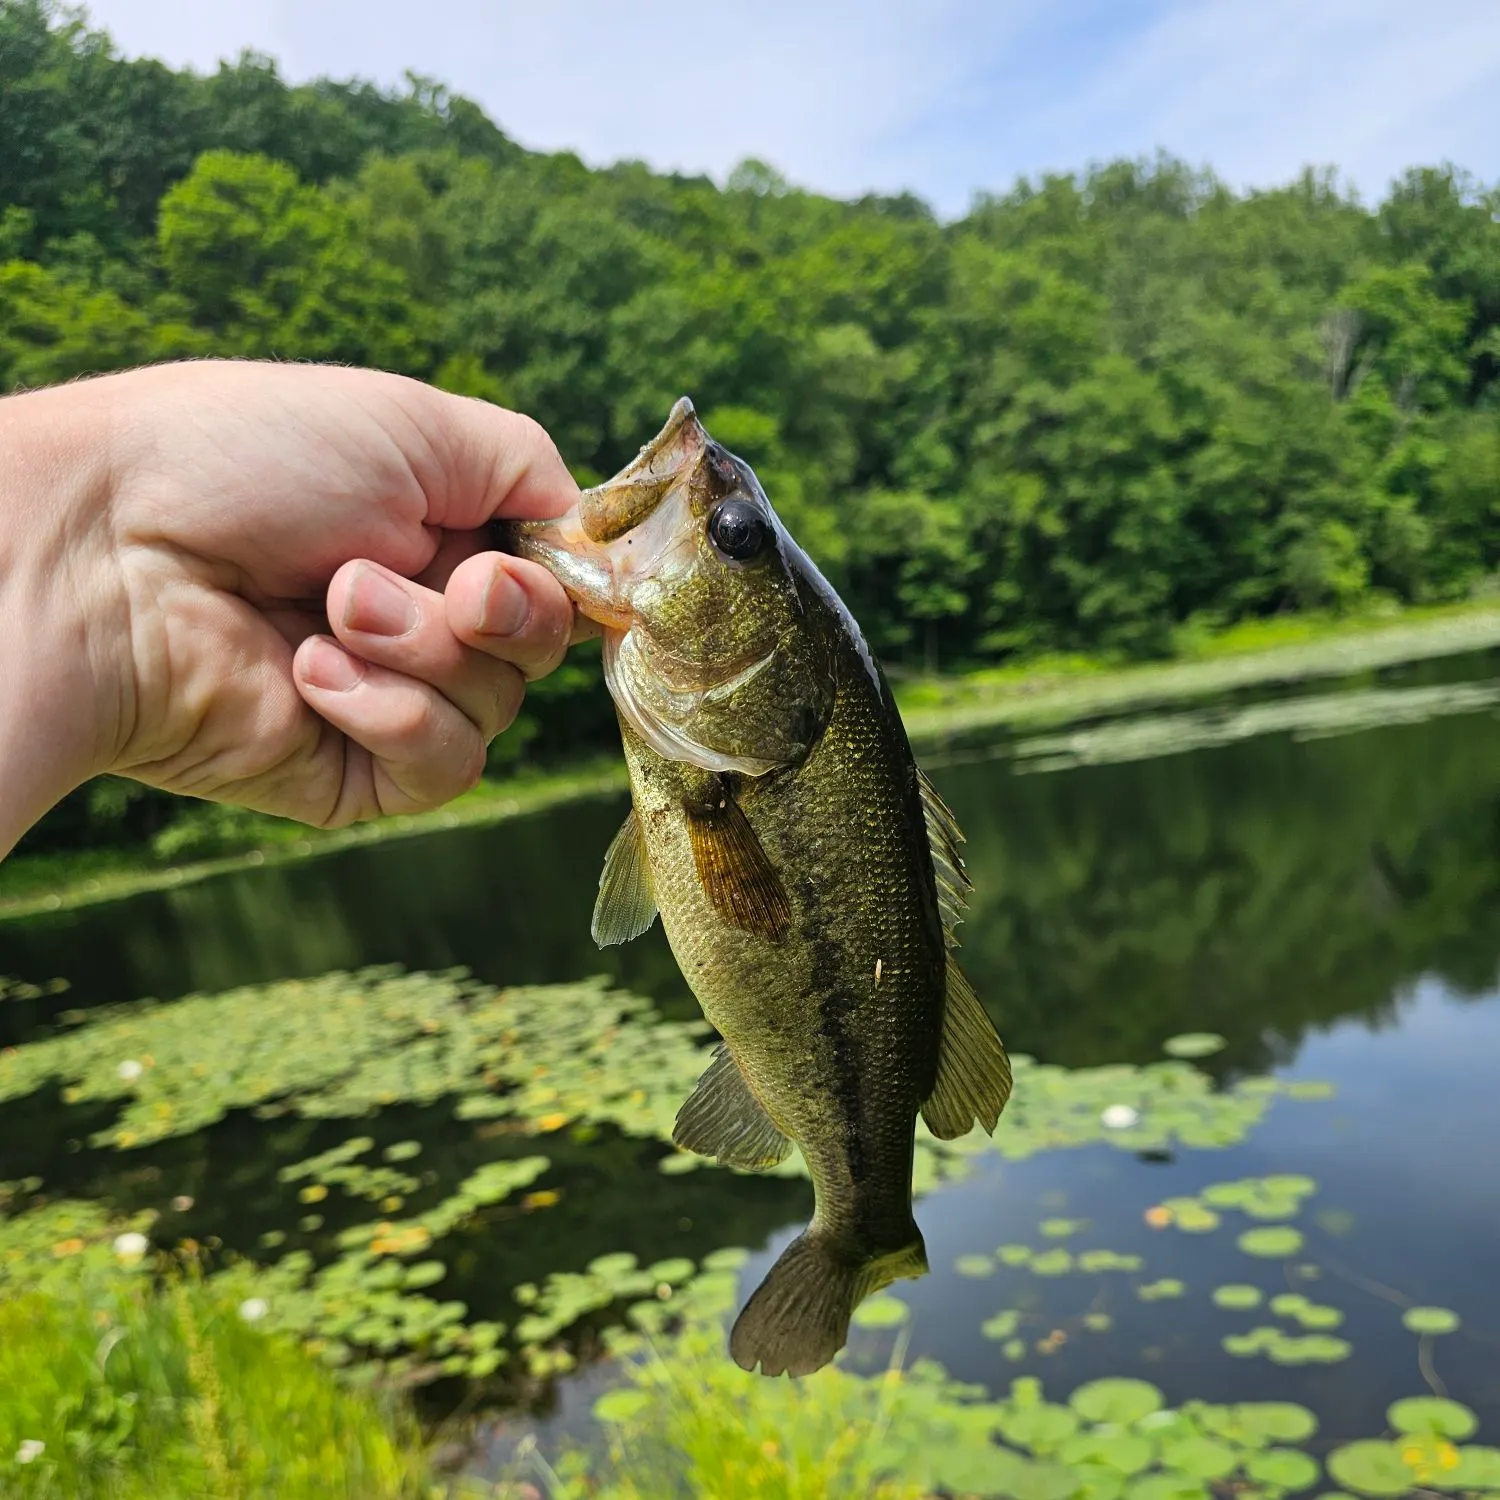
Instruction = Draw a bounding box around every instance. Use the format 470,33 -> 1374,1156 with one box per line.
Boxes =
4,650 -> 1500,1451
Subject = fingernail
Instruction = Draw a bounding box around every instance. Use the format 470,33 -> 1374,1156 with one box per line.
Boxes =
344,563 -> 418,637
478,566 -> 531,637
302,636 -> 365,693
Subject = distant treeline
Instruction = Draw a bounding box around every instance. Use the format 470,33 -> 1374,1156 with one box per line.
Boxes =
3,0 -> 1498,853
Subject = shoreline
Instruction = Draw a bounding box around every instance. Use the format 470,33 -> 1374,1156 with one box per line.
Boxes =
4,601 -> 1499,924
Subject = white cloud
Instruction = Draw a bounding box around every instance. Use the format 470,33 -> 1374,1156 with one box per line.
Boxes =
76,0 -> 1500,215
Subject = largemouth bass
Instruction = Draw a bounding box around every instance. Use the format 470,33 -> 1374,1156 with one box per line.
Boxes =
504,399 -> 1012,1376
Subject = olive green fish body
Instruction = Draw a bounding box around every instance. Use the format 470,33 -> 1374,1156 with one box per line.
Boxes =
624,608 -> 944,1259
505,398 -> 1012,1377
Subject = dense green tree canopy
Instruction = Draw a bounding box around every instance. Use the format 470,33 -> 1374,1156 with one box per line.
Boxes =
2,0 -> 1498,852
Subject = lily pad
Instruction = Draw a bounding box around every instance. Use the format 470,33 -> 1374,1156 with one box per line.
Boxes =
1124,1477 -> 1212,1500
956,1253 -> 996,1278
1237,1227 -> 1304,1258
1452,1446 -> 1500,1488
1248,1448 -> 1321,1490
1031,1248 -> 1074,1276
1162,1033 -> 1227,1059
1059,1432 -> 1153,1476
850,1295 -> 909,1329
1039,1218 -> 1088,1238
1159,1436 -> 1239,1479
998,1402 -> 1080,1453
982,1310 -> 1021,1340
1386,1397 -> 1477,1439
1401,1305 -> 1460,1335
1070,1378 -> 1165,1424
1136,1278 -> 1186,1301
1236,1403 -> 1318,1443
1212,1284 -> 1263,1310
1327,1440 -> 1417,1497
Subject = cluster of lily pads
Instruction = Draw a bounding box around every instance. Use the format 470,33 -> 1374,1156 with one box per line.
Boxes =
497,1262 -> 1500,1500
1,964 -> 1494,1497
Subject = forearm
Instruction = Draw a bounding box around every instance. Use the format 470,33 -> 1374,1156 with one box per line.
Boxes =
0,383 -> 126,858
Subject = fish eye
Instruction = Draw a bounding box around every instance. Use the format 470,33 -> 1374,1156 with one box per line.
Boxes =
708,498 -> 769,562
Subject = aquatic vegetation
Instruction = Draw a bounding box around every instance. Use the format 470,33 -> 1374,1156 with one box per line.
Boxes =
0,965 -> 1356,1395
0,969 -> 712,1150
3,961 -> 1495,1500
491,1257 -> 1500,1500
1403,1305 -> 1462,1335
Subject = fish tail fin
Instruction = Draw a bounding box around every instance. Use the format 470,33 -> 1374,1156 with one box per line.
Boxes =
730,1228 -> 928,1378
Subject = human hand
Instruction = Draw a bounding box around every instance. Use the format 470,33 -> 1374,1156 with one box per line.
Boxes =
0,360 -> 589,856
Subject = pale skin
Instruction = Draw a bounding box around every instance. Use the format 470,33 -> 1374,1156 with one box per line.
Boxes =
0,360 -> 599,861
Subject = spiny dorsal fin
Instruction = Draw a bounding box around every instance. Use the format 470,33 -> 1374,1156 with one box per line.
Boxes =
918,766 -> 971,948
673,1043 -> 793,1170
591,809 -> 658,947
684,789 -> 792,942
921,960 -> 1013,1140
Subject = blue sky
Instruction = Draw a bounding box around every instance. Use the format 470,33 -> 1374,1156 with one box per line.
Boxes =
78,0 -> 1500,215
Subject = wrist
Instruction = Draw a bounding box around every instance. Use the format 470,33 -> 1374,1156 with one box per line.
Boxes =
0,380 -> 131,858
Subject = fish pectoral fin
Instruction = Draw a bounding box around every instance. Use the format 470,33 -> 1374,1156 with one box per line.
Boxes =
591,809 -> 659,947
683,788 -> 791,941
918,765 -> 972,949
672,1043 -> 793,1170
921,960 -> 1013,1140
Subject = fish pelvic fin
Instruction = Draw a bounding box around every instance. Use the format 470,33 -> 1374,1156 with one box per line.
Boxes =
921,960 -> 1013,1140
672,1043 -> 792,1170
730,1229 -> 928,1379
592,808 -> 658,947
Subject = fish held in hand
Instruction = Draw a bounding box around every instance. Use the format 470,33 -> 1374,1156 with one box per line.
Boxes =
503,399 -> 1012,1376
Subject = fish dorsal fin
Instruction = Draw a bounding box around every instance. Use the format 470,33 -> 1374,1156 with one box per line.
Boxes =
683,788 -> 792,941
918,767 -> 971,948
673,1043 -> 793,1170
921,961 -> 1013,1140
591,809 -> 659,947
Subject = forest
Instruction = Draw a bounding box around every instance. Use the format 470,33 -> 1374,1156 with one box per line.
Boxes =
3,0 -> 1499,857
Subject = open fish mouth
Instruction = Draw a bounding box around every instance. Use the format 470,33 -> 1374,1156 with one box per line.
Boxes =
497,396 -> 708,632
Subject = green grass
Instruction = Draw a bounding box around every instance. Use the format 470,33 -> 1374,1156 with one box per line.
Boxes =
0,1271 -> 430,1499
5,599 -> 1500,923
897,598 -> 1500,741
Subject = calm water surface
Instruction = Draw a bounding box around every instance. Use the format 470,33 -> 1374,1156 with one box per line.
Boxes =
4,656 -> 1500,1441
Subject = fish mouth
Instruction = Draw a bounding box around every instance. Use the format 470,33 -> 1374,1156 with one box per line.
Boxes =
499,396 -> 708,631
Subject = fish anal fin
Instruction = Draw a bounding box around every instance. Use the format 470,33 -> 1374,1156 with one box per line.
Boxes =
730,1230 -> 928,1378
918,766 -> 972,947
921,960 -> 1013,1140
684,788 -> 791,941
672,1043 -> 792,1170
591,808 -> 658,947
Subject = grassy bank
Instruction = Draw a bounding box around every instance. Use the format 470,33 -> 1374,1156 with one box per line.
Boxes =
4,601 -> 1499,924
898,598 -> 1500,742
0,760 -> 627,923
